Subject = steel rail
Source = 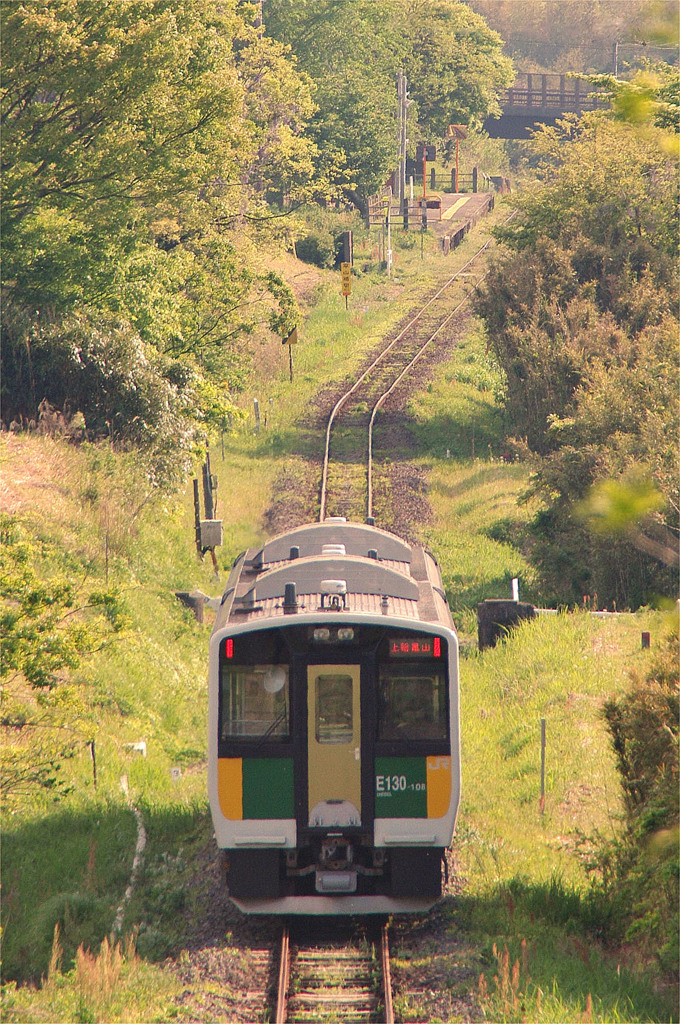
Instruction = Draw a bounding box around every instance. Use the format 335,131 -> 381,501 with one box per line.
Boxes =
366,267 -> 490,520
275,925 -> 290,1024
381,922 -> 395,1024
318,239 -> 493,523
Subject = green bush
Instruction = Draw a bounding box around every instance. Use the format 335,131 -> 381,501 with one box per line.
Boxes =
0,312 -> 243,486
596,630 -> 679,975
295,229 -> 338,268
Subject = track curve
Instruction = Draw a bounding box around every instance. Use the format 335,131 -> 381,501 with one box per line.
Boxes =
318,238 -> 495,524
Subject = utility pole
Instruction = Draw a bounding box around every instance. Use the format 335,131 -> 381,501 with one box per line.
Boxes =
386,201 -> 392,278
395,71 -> 401,203
397,71 -> 410,221
397,71 -> 408,204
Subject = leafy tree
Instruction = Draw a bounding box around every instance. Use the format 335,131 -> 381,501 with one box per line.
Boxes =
1,0 -> 307,466
265,0 -> 401,210
400,0 -> 514,136
586,64 -> 680,146
233,11 -> 318,203
475,115 -> 679,606
2,0 -> 245,319
265,0 -> 512,211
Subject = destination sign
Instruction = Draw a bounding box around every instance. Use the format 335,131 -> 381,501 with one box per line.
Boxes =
388,636 -> 442,658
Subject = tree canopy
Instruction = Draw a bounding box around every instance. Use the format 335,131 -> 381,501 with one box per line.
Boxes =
2,0 -> 514,468
264,0 -> 513,209
401,0 -> 512,135
475,109 -> 679,607
1,0 -> 315,477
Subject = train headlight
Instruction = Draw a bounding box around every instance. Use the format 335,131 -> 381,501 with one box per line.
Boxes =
337,628 -> 355,641
313,627 -> 331,642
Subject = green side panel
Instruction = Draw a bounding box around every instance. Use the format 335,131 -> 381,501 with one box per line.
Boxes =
242,758 -> 294,819
375,757 -> 427,818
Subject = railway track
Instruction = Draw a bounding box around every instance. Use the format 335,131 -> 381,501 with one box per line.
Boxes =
275,921 -> 394,1024
318,235 -> 499,524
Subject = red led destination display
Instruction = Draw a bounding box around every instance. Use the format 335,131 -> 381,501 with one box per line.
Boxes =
389,636 -> 442,658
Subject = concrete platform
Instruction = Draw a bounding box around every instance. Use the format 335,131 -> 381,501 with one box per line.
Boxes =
429,192 -> 496,253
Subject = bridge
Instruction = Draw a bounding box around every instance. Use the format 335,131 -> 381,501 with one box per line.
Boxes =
484,73 -> 608,138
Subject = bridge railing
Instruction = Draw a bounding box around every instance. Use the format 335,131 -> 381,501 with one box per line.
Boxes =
502,73 -> 608,111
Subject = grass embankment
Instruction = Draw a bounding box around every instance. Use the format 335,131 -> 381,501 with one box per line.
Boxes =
2,207 -> 676,1023
402,319 -> 677,1022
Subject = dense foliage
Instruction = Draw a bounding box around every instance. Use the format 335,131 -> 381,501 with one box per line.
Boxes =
2,0 -> 513,479
475,110 -> 679,607
0,511 -> 127,802
1,0 -> 312,480
598,629 -> 679,975
264,0 -> 513,211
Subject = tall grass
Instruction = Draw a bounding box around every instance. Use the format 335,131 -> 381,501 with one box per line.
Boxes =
455,611 -> 666,886
4,199 -> 673,1023
403,293 -> 676,1020
2,925 -> 179,1023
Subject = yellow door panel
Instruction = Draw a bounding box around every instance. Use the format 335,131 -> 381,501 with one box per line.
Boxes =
217,757 -> 243,820
308,665 -> 361,825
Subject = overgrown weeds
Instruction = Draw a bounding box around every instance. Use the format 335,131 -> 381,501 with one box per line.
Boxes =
2,923 -> 177,1023
591,629 -> 679,975
464,878 -> 675,1023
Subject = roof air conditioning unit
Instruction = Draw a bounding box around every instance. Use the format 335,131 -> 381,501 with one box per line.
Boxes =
320,579 -> 347,595
321,544 -> 346,557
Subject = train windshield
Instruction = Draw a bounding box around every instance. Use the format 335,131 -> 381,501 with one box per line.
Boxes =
378,664 -> 447,741
220,665 -> 290,741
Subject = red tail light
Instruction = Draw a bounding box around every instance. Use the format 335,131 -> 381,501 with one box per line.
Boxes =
225,638 -> 233,659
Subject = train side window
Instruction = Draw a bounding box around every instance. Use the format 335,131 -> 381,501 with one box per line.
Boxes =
220,665 -> 289,741
315,674 -> 353,744
378,667 -> 447,740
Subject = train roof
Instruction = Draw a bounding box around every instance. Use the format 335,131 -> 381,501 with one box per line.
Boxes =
213,518 -> 453,631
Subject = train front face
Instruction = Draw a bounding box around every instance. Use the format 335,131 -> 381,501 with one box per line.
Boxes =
208,617 -> 460,914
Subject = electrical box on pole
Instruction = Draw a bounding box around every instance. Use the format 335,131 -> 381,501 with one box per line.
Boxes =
416,144 -> 436,199
341,230 -> 353,265
416,144 -> 436,162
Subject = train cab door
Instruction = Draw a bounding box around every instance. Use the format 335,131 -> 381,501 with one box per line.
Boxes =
307,665 -> 361,827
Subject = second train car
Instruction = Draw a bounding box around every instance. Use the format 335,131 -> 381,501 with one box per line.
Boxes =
208,517 -> 460,914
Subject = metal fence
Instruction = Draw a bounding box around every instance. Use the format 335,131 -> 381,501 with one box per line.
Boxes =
367,168 -> 504,228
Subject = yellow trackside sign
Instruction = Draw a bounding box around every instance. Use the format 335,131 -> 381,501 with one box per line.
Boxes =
282,326 -> 298,345
341,262 -> 352,296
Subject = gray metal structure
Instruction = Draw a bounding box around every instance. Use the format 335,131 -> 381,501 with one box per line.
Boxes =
213,519 -> 452,631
